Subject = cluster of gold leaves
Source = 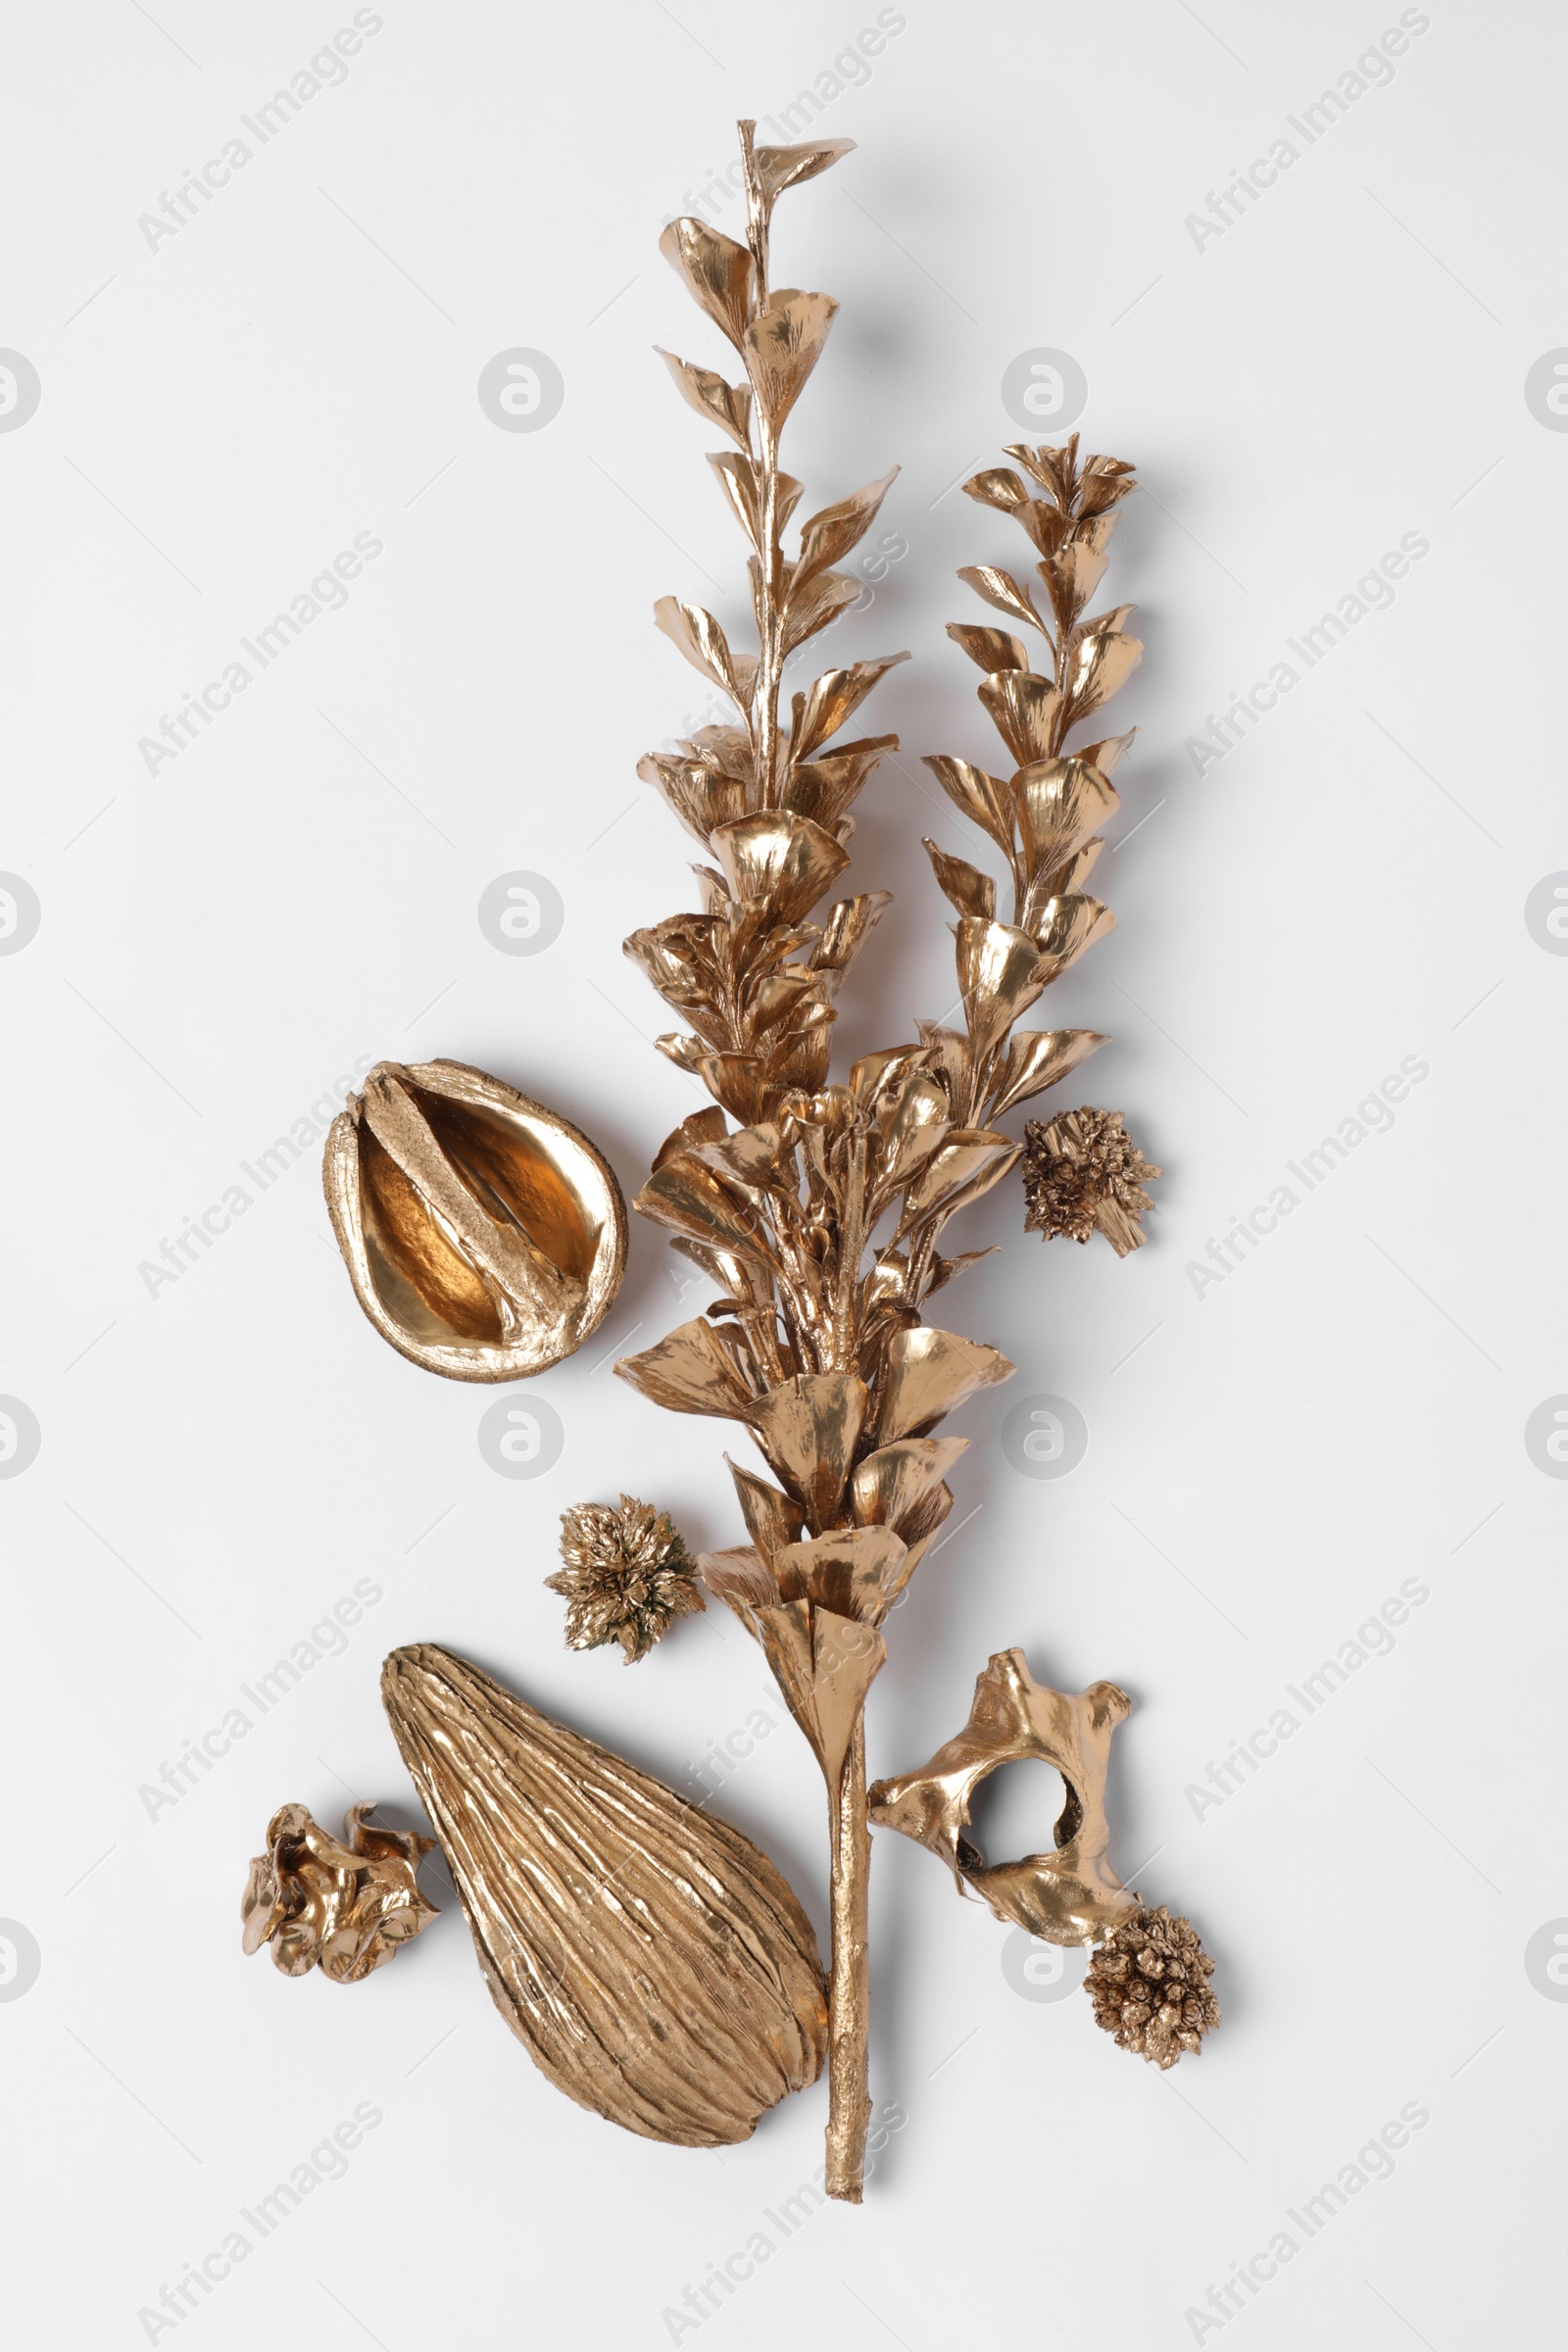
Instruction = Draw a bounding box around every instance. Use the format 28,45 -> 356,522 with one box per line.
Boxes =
627,133 -> 906,1130
619,126 -> 1024,1763
616,132 -> 1158,1749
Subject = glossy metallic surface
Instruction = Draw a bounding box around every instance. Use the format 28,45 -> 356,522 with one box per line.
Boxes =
322,1057 -> 626,1383
241,1802 -> 436,1984
867,1648 -> 1141,1944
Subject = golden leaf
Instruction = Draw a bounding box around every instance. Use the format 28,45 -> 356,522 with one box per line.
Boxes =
1065,627 -> 1143,724
987,1028 -> 1107,1119
754,136 -> 857,203
850,1436 -> 969,1538
658,216 -> 757,348
961,466 -> 1030,513
849,1045 -> 934,1105
947,622 -> 1030,673
956,563 -> 1045,634
698,1542 -> 783,1619
920,755 -> 1016,859
868,1071 -> 952,1196
954,916 -> 1048,1059
875,1325 -> 1014,1444
922,837 -> 995,921
1013,499 -> 1072,558
1029,892 -> 1116,982
866,1646 -> 1140,1945
712,809 -> 850,921
791,654 -> 909,763
637,752 -> 749,848
1038,539 -> 1109,624
897,1130 -> 1019,1235
812,889 -> 893,974
633,1154 -> 777,1266
707,451 -> 767,552
656,347 -> 753,450
782,568 -> 863,655
915,1021 -> 973,1114
756,1602 -> 887,1788
892,1483 -> 956,1589
1023,838 -> 1104,910
1076,727 -> 1138,776
924,1247 -> 998,1295
784,736 -> 897,834
978,670 -> 1061,767
743,291 -> 839,428
614,1317 -> 757,1419
726,1458 -> 806,1566
1011,757 -> 1120,879
686,1120 -> 789,1188
795,467 -> 900,585
653,1105 -> 729,1169
750,1371 -> 868,1528
653,597 -> 741,699
775,1528 -> 909,1625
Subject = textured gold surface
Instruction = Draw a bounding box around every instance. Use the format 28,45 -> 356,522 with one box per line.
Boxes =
241,1802 -> 437,1983
547,1494 -> 704,1663
615,123 -> 1168,2199
381,1643 -> 827,2147
1086,1906 -> 1220,2068
867,1648 -> 1141,1944
322,1057 -> 626,1382
1021,1104 -> 1160,1254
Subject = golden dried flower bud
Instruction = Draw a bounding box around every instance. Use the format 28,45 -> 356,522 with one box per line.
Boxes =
322,1058 -> 627,1382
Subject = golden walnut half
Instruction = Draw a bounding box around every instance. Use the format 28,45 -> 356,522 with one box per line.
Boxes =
323,1058 -> 627,1382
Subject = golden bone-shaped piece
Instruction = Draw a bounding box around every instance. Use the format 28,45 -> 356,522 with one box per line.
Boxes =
867,1647 -> 1140,1944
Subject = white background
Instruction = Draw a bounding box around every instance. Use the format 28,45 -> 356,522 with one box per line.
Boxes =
3,2 -> 1564,2346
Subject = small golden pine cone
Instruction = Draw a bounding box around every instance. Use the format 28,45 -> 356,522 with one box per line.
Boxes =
1084,1905 -> 1219,2068
1021,1106 -> 1160,1256
547,1494 -> 704,1664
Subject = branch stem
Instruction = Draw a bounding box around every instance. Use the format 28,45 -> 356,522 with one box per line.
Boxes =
823,1714 -> 871,2201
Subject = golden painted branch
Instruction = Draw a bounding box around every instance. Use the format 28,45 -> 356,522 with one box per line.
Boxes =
824,1717 -> 871,2202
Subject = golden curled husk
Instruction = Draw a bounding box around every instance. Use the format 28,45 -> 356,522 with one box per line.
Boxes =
1021,1104 -> 1160,1254
241,1802 -> 437,1983
1085,1905 -> 1220,2067
547,1494 -> 705,1663
866,1647 -> 1141,1944
322,1057 -> 626,1382
380,1642 -> 827,2146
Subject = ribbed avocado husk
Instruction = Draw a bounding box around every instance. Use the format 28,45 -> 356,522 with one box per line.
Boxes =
381,1643 -> 827,2146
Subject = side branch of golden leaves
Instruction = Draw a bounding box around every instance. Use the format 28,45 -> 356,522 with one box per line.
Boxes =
919,431 -> 1145,1135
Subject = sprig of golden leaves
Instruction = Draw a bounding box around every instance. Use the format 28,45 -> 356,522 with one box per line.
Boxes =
918,433 -> 1144,1137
